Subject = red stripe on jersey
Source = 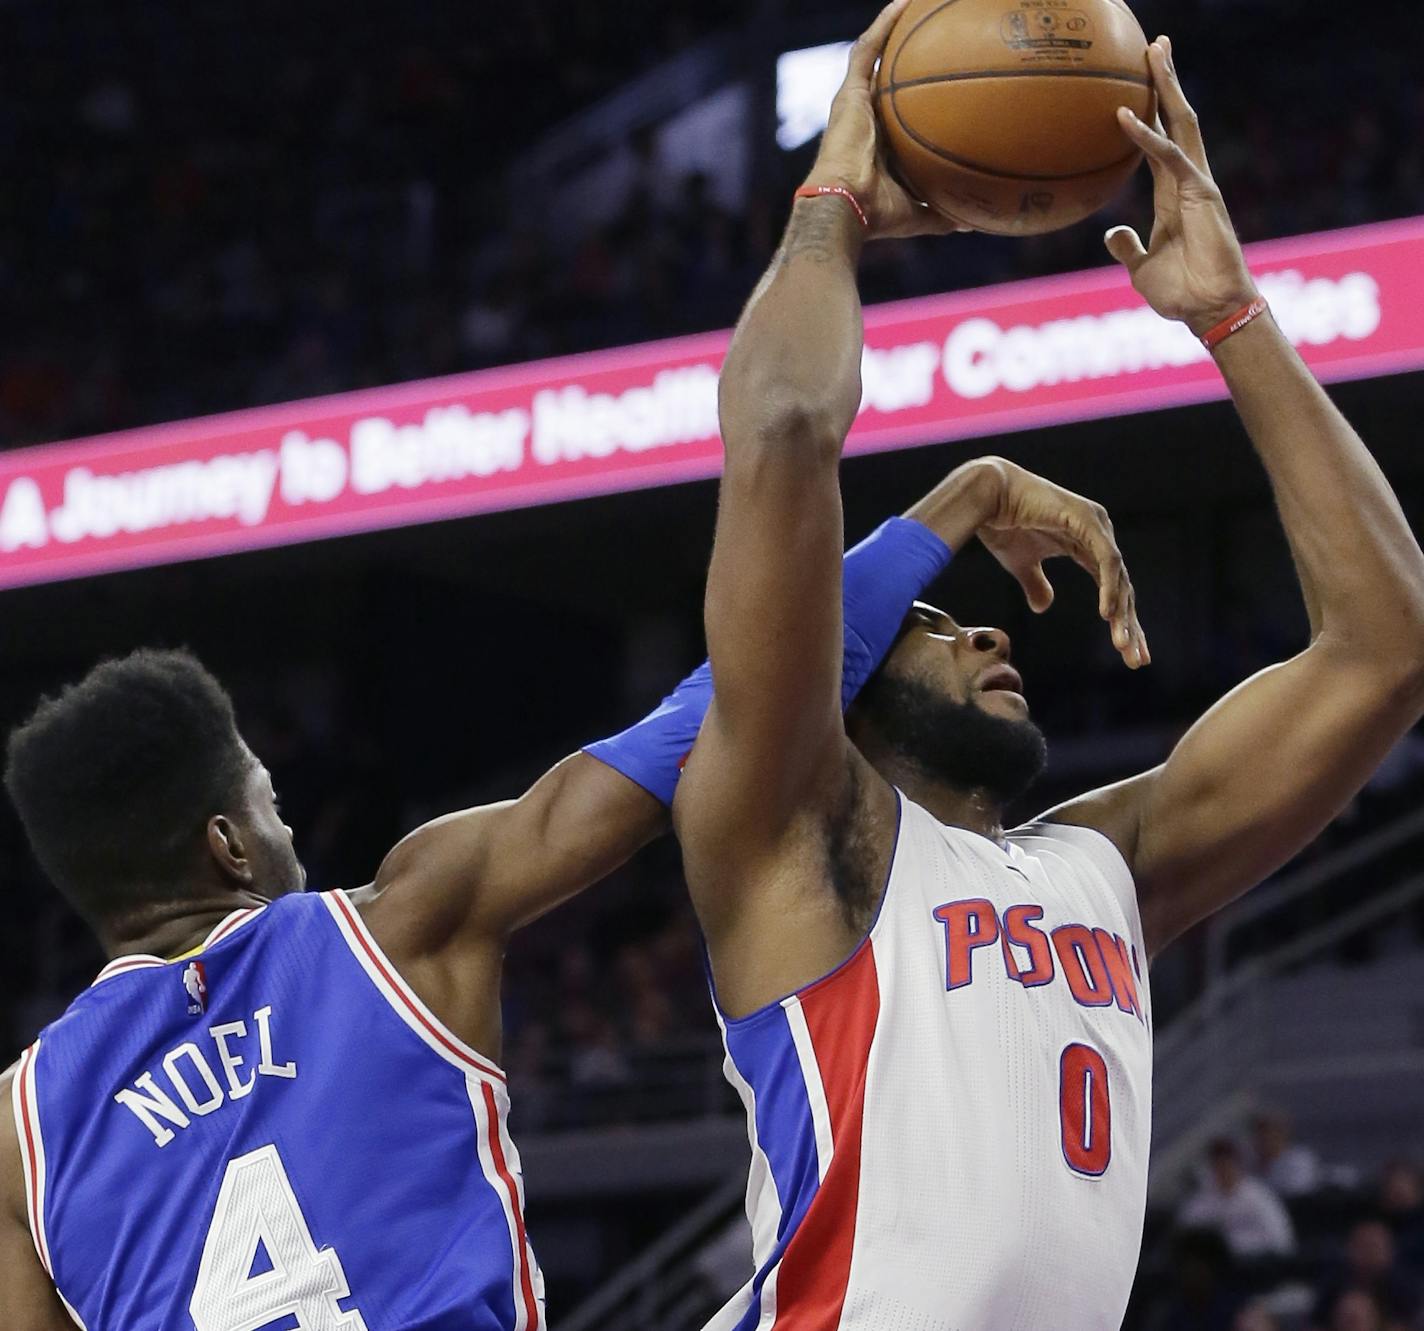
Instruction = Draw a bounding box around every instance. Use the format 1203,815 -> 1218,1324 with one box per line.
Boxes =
17,1047 -> 51,1275
772,939 -> 881,1329
481,1081 -> 541,1330
329,892 -> 505,1082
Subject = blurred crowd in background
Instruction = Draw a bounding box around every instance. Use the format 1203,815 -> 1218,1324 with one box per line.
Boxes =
1,0 -> 1419,449
1136,1126 -> 1424,1331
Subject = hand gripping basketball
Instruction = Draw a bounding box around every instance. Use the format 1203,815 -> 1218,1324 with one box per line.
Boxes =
803,0 -> 965,240
1104,37 -> 1260,338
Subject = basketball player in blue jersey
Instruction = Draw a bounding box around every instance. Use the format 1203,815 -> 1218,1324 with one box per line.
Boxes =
0,448 -> 1133,1323
676,8 -> 1424,1329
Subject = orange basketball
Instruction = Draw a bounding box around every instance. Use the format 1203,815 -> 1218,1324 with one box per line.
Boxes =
874,0 -> 1156,235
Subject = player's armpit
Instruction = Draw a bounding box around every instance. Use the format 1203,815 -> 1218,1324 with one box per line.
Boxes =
679,740 -> 898,1017
1051,640 -> 1424,956
0,1069 -> 76,1331
350,755 -> 665,1058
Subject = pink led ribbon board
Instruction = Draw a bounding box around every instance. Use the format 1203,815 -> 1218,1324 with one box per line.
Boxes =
3,216 -> 1423,590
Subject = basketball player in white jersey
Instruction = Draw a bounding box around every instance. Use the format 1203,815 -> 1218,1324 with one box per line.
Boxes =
675,7 -> 1424,1328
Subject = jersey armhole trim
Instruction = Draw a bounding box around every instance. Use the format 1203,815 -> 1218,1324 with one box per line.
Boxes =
1029,820 -> 1149,965
12,1041 -> 53,1279
711,790 -> 903,1030
320,890 -> 507,1084
1027,820 -> 1137,889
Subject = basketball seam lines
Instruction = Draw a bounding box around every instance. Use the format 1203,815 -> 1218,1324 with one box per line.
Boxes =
886,68 -> 1153,89
882,0 -> 1150,91
886,84 -> 1144,182
886,0 -> 971,89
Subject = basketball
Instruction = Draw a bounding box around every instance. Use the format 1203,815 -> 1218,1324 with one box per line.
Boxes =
875,0 -> 1156,235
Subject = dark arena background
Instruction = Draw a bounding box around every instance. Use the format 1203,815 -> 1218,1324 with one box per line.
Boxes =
4,1 -> 1424,1328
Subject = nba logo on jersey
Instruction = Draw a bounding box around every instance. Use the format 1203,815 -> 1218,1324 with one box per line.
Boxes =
182,961 -> 207,1015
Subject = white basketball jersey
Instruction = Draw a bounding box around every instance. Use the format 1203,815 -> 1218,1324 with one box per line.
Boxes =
708,791 -> 1153,1331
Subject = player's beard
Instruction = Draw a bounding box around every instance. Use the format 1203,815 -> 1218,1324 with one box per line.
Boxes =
856,671 -> 1048,806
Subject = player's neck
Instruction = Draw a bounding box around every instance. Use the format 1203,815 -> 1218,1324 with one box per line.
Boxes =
876,760 -> 1006,845
100,888 -> 273,962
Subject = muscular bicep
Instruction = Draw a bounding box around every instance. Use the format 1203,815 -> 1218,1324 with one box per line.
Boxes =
705,444 -> 847,770
684,432 -> 853,870
679,193 -> 867,931
365,752 -> 666,951
1,1073 -> 73,1331
1091,642 -> 1424,953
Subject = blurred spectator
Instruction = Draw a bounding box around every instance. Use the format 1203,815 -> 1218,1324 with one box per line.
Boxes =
1313,1219 -> 1421,1329
1252,1109 -> 1322,1198
1315,1287 -> 1404,1331
1377,1159 -> 1424,1268
1148,1227 -> 1245,1331
1232,1302 -> 1280,1331
565,1000 -> 632,1090
1179,1138 -> 1296,1260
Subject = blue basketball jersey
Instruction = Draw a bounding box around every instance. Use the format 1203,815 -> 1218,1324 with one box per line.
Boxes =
9,890 -> 545,1330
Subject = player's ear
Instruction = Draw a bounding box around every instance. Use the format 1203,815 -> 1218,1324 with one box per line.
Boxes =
207,815 -> 254,884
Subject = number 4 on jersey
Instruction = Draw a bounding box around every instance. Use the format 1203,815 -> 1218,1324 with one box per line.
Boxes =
191,1144 -> 368,1331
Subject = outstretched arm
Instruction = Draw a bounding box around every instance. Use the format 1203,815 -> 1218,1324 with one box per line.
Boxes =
1053,37 -> 1424,955
349,514 -> 960,1039
361,752 -> 665,939
350,752 -> 666,1057
676,2 -> 958,935
358,502 -> 980,951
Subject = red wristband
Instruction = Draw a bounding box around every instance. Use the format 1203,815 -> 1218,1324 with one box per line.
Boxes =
1200,297 -> 1268,351
794,184 -> 869,230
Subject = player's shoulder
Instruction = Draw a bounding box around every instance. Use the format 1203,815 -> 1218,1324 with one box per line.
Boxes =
235,886 -> 350,937
1024,772 -> 1156,882
1009,812 -> 1137,895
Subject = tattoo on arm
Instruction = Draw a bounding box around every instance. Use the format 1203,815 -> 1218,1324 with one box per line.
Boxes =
779,199 -> 856,267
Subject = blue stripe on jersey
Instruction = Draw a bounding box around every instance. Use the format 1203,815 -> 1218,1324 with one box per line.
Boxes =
723,1006 -> 823,1329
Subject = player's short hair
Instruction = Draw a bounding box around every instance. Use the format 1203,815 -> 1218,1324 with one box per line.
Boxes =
4,648 -> 251,921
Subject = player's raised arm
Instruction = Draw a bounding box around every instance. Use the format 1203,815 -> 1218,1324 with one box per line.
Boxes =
675,3 -> 1146,953
1055,36 -> 1424,954
674,3 -> 951,882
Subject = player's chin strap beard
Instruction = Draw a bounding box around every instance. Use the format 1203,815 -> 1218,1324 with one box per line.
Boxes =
856,671 -> 1048,808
